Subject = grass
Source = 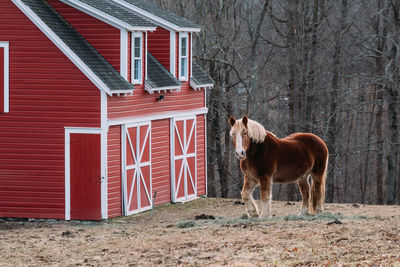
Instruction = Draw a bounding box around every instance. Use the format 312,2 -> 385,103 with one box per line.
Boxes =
175,212 -> 370,228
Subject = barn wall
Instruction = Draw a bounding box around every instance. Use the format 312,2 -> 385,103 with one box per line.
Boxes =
0,2 -> 101,219
107,125 -> 122,218
47,0 -> 121,72
196,114 -> 206,196
148,27 -> 170,71
151,119 -> 171,205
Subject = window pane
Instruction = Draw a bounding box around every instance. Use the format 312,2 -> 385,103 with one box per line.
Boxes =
134,59 -> 141,80
134,37 -> 141,58
181,58 -> 187,77
181,37 -> 187,56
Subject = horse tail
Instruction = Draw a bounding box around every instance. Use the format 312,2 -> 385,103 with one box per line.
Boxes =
311,144 -> 329,213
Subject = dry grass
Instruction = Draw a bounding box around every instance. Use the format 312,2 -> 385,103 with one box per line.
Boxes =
1,198 -> 400,266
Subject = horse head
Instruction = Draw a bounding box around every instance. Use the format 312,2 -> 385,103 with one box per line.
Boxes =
229,115 -> 250,159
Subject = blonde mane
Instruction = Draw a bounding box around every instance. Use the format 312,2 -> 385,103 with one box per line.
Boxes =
233,118 -> 267,143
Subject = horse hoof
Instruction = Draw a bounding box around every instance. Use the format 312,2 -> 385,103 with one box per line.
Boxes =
259,214 -> 271,219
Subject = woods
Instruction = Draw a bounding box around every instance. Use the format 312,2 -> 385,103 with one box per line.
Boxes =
150,0 -> 400,205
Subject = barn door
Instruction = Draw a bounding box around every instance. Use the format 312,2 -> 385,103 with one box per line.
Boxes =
122,122 -> 152,215
171,116 -> 197,202
70,133 -> 102,220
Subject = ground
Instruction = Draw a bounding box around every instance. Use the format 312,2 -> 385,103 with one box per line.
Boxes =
1,199 -> 400,266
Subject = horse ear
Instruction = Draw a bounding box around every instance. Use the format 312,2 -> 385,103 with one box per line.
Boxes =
229,116 -> 236,127
242,115 -> 248,128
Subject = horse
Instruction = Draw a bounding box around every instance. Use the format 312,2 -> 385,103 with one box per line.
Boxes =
229,115 -> 329,218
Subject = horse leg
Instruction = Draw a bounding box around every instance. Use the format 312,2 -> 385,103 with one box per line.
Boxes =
241,175 -> 259,218
259,176 -> 272,219
311,171 -> 327,213
297,175 -> 311,215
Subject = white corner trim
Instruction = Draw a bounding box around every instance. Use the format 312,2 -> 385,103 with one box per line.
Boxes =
120,30 -> 128,80
0,42 -> 9,113
170,31 -> 176,77
60,0 -> 156,32
12,0 -> 115,96
145,31 -> 148,80
112,0 -> 201,32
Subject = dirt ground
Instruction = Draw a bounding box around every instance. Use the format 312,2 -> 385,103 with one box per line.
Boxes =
1,198 -> 400,266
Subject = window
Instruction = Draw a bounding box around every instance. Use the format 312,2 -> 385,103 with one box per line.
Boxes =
132,33 -> 142,84
179,33 -> 188,81
0,42 -> 9,113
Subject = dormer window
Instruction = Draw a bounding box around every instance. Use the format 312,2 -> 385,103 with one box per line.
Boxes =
179,32 -> 188,81
132,32 -> 142,84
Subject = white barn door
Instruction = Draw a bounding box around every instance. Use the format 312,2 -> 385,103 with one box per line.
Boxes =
122,122 -> 152,215
171,116 -> 197,202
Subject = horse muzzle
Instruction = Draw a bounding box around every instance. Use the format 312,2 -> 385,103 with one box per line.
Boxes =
235,150 -> 246,159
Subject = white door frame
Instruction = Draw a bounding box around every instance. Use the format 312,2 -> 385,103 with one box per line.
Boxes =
171,115 -> 197,203
121,121 -> 152,215
64,127 -> 107,220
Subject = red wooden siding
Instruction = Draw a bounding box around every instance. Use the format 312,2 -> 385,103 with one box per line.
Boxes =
107,125 -> 122,218
151,119 -> 171,205
47,0 -> 121,72
196,114 -> 206,196
0,3 -> 101,219
128,32 -> 132,83
0,47 -> 3,112
70,133 -> 101,220
148,27 -> 170,71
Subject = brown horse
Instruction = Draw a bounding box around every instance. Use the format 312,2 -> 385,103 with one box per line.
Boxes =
229,115 -> 329,218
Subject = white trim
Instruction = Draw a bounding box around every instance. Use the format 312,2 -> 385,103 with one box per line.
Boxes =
179,32 -> 189,81
108,107 -> 208,126
190,78 -> 214,91
112,0 -> 201,33
131,32 -> 143,84
120,30 -> 128,80
145,32 -> 148,80
144,81 -> 180,94
0,42 -> 9,113
100,91 -> 108,219
204,113 -> 208,196
12,0 -> 116,96
190,33 -> 193,78
64,128 -> 103,221
122,121 -> 152,215
170,31 -> 176,77
61,0 -> 157,32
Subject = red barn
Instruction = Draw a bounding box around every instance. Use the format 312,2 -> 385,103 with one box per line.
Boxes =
0,0 -> 213,220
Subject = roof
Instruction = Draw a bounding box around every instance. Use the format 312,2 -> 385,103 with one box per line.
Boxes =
17,0 -> 134,95
60,0 -> 157,31
191,61 -> 214,89
146,52 -> 181,93
114,0 -> 202,32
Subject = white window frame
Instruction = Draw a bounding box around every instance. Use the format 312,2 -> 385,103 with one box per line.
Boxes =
0,42 -> 9,113
131,32 -> 143,85
179,32 -> 189,81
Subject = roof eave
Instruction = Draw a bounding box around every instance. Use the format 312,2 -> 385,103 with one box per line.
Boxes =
61,0 -> 156,32
113,0 -> 201,32
145,80 -> 181,94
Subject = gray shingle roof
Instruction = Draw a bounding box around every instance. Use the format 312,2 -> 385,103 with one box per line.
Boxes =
67,0 -> 156,29
21,0 -> 134,93
147,53 -> 181,89
191,61 -> 214,86
121,0 -> 200,29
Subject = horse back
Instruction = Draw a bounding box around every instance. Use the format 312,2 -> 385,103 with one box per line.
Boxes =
281,133 -> 328,175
